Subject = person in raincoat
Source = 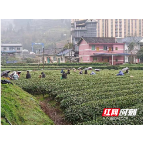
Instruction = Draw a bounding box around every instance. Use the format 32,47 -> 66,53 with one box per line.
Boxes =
116,70 -> 124,76
90,71 -> 95,75
122,67 -> 129,74
124,69 -> 129,74
13,71 -> 19,80
1,70 -> 11,79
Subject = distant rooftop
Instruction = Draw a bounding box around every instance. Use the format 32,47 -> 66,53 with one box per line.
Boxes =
1,44 -> 22,47
78,37 -> 116,45
57,49 -> 72,56
116,37 -> 143,46
44,48 -> 62,55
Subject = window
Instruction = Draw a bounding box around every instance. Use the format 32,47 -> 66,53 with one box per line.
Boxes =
61,57 -> 63,61
3,47 -> 6,50
96,47 -> 99,51
115,47 -> 118,50
116,59 -> 118,62
93,57 -> 97,61
103,46 -> 107,50
17,47 -> 20,50
53,56 -> 57,61
91,45 -> 95,50
9,47 -> 13,50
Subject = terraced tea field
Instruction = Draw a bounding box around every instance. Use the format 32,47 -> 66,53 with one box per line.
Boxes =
13,69 -> 143,125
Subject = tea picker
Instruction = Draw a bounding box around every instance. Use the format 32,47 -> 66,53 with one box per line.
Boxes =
1,70 -> 11,80
1,79 -> 13,85
116,70 -> 124,76
95,69 -> 100,72
122,67 -> 129,74
88,67 -> 92,70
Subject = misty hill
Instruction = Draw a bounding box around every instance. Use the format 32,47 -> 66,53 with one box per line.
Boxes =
1,19 -> 71,52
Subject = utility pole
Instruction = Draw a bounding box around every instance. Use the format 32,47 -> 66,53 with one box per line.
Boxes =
68,40 -> 70,63
43,47 -> 44,69
55,47 -> 58,65
70,48 -> 72,63
38,49 -> 40,69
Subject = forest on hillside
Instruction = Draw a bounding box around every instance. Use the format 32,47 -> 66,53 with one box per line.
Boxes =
1,19 -> 71,52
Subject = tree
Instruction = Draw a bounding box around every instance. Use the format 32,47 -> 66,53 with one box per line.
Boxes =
137,48 -> 143,62
124,33 -> 142,64
64,43 -> 73,49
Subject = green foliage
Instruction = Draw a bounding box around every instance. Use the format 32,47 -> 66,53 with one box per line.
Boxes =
1,84 -> 54,125
64,43 -> 73,49
137,48 -> 143,62
11,69 -> 143,125
24,58 -> 38,63
128,42 -> 135,52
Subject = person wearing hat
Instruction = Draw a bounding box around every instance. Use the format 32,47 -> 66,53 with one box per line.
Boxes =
41,72 -> 45,78
124,68 -> 129,74
13,71 -> 19,80
122,67 -> 129,74
73,68 -> 76,72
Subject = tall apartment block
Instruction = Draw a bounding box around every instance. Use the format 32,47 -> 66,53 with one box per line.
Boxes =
96,19 -> 143,38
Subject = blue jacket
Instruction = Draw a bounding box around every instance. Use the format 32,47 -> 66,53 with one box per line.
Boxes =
117,71 -> 124,76
61,70 -> 63,73
90,72 -> 95,75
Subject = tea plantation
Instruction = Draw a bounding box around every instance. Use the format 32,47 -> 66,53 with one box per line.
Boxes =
10,69 -> 143,125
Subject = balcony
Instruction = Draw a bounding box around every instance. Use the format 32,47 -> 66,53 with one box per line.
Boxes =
71,27 -> 87,31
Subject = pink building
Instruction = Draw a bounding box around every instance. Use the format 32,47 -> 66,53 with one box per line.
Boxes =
78,37 -> 127,65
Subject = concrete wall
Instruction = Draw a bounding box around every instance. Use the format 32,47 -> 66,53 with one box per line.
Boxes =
44,56 -> 66,63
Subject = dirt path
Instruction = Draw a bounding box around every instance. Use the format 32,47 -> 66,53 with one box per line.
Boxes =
40,98 -> 71,125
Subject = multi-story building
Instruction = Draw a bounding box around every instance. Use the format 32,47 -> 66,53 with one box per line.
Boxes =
71,19 -> 98,56
71,19 -> 143,59
77,37 -> 135,65
71,19 -> 143,39
96,19 -> 143,38
1,44 -> 23,55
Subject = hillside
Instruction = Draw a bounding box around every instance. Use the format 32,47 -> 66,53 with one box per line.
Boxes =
1,19 -> 71,51
1,83 -> 54,125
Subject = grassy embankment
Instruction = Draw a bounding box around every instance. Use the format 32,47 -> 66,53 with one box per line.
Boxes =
1,83 -> 54,125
